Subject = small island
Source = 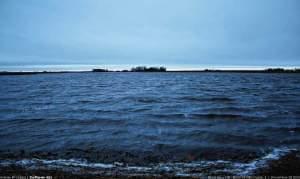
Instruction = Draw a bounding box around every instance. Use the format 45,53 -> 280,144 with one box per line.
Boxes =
92,66 -> 167,72
92,68 -> 109,72
130,66 -> 167,72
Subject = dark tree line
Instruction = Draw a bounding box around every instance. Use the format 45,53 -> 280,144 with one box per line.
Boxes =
92,66 -> 167,72
131,66 -> 167,72
92,69 -> 109,72
265,68 -> 300,73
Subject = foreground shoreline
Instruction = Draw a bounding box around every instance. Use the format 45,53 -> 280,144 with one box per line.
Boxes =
1,150 -> 299,178
1,154 -> 300,178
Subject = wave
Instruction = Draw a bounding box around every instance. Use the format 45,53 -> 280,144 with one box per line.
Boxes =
180,96 -> 235,103
189,113 -> 262,122
0,147 -> 296,176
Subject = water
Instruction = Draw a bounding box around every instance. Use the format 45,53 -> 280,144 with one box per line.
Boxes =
0,72 -> 299,176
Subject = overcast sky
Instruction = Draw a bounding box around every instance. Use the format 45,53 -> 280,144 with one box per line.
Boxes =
0,0 -> 300,68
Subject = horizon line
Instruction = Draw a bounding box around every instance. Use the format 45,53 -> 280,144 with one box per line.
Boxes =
1,64 -> 300,72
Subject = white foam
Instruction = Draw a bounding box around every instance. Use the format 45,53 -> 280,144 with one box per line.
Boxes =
0,147 -> 296,176
233,147 -> 296,176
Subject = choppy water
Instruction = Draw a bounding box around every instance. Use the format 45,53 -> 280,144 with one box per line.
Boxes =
0,72 -> 299,175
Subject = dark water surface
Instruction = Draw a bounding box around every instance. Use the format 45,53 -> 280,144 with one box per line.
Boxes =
0,72 -> 299,176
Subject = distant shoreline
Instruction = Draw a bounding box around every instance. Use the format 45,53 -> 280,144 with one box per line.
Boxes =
1,70 -> 300,76
0,71 -> 90,76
